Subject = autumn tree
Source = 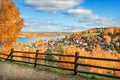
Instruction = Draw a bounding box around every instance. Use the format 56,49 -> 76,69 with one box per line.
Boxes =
60,46 -> 75,69
0,0 -> 24,53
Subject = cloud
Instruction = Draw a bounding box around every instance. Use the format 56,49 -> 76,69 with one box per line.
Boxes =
22,16 -> 87,32
20,1 -> 120,32
24,0 -> 83,12
67,8 -> 92,17
22,15 -> 120,32
67,8 -> 120,28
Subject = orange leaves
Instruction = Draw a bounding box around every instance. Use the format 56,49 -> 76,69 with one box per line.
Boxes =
64,47 -> 76,55
112,36 -> 119,42
0,0 -> 24,54
107,28 -> 114,34
113,63 -> 120,76
60,46 -> 75,69
113,54 -> 120,76
60,46 -> 118,75
35,40 -> 44,46
103,35 -> 111,44
77,46 -> 117,74
114,27 -> 120,34
89,46 -> 117,74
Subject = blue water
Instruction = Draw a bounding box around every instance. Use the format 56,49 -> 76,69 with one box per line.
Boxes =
16,36 -> 65,44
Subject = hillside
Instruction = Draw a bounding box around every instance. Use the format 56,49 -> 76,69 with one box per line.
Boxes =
74,27 -> 120,35
70,27 -> 120,53
16,27 -> 120,54
8,27 -> 120,77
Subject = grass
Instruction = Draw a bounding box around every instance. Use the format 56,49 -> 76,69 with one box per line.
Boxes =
0,59 -> 119,80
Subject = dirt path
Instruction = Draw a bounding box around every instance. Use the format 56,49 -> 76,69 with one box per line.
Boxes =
0,61 -> 88,80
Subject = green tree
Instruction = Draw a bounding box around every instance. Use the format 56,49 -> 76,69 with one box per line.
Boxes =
55,45 -> 63,53
45,48 -> 54,64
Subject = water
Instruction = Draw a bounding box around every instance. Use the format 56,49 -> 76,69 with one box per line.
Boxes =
16,36 -> 65,44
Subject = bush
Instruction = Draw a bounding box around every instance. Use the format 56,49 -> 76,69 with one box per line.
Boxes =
45,48 -> 54,64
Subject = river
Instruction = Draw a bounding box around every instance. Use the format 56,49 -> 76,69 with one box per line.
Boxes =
16,36 -> 65,44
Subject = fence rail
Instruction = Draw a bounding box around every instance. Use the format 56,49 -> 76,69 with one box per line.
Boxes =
0,48 -> 120,79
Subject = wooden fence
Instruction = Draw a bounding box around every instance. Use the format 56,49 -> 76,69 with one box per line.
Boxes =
0,48 -> 120,79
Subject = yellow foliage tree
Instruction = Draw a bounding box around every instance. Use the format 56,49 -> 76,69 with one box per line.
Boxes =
61,46 -> 117,75
60,46 -> 75,69
103,35 -> 111,44
0,0 -> 24,54
89,46 -> 117,74
113,52 -> 120,76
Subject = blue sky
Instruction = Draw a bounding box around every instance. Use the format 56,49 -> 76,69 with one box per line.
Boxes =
12,0 -> 120,32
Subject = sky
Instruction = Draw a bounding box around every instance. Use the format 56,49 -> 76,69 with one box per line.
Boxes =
12,0 -> 120,32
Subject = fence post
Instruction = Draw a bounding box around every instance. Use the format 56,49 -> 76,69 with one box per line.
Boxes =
6,48 -> 14,60
74,51 -> 79,75
34,50 -> 39,68
10,48 -> 14,62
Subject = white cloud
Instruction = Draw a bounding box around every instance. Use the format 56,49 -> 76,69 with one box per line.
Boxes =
22,17 -> 86,32
22,15 -> 120,32
67,8 -> 92,17
67,8 -> 120,27
24,0 -> 83,12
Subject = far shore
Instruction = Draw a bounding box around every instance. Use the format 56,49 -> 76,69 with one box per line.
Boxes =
18,32 -> 72,38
